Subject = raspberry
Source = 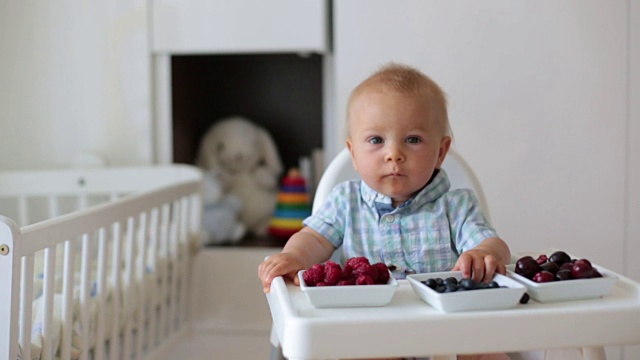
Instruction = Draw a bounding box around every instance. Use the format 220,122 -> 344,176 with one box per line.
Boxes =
324,266 -> 342,285
353,263 -> 378,282
303,264 -> 325,286
536,254 -> 548,265
372,262 -> 390,284
346,256 -> 370,269
341,264 -> 354,280
325,260 -> 341,270
315,282 -> 328,286
356,275 -> 374,285
337,278 -> 356,286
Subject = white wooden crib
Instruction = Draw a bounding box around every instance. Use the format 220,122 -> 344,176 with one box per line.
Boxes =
0,165 -> 203,360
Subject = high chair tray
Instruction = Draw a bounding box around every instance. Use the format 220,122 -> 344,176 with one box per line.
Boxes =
266,269 -> 640,360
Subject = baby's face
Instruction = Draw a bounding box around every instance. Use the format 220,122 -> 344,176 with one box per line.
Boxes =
347,90 -> 450,207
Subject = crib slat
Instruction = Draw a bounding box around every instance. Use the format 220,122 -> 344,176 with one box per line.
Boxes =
60,238 -> 76,360
135,212 -> 148,359
109,221 -> 122,360
146,208 -> 159,349
18,196 -> 29,226
168,201 -> 180,333
78,192 -> 88,211
123,216 -> 136,359
95,227 -> 108,360
19,254 -> 34,360
179,196 -> 190,327
79,233 -> 93,360
48,195 -> 59,218
41,246 -> 57,360
158,203 -> 171,341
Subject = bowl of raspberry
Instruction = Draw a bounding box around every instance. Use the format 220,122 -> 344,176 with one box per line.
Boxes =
508,251 -> 618,303
298,257 -> 398,308
407,271 -> 526,313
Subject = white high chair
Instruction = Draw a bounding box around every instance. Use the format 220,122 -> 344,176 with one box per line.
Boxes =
268,148 -> 605,360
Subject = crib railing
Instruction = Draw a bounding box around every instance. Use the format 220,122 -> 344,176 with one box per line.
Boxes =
0,165 -> 203,360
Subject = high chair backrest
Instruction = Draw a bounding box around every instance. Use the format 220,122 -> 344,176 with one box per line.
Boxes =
313,148 -> 490,220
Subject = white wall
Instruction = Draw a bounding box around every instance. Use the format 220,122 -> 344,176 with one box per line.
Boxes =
334,1 -> 635,279
0,1 -> 152,170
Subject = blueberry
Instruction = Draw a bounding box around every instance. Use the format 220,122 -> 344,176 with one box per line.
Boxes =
459,278 -> 476,290
444,277 -> 458,285
444,284 -> 458,293
424,278 -> 438,289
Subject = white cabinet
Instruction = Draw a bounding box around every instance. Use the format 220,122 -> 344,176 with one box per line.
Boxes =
152,0 -> 328,54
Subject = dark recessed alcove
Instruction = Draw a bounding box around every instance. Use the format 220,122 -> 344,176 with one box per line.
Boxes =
171,53 -> 323,172
171,53 -> 324,247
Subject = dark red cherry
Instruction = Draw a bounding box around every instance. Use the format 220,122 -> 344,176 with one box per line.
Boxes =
548,251 -> 572,266
515,256 -> 542,280
572,259 -> 593,279
589,268 -> 602,278
540,261 -> 560,275
533,271 -> 555,283
559,262 -> 574,271
555,269 -> 573,281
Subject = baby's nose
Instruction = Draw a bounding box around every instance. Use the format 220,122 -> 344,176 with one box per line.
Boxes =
384,148 -> 405,162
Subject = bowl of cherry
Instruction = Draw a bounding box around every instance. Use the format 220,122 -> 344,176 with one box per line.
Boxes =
508,250 -> 618,303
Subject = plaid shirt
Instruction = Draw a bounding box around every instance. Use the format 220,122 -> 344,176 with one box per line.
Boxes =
303,169 -> 498,279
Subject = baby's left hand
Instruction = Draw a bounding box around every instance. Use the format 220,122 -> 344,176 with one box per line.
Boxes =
452,248 -> 506,283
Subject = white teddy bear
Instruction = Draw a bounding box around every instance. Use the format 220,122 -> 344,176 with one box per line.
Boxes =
201,169 -> 247,245
197,116 -> 283,237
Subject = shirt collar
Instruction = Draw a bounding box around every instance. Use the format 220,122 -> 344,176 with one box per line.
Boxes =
360,169 -> 452,211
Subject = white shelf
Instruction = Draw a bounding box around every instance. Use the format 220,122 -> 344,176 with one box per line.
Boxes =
151,0 -> 328,54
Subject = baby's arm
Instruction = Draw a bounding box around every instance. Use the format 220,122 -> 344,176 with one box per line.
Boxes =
258,226 -> 336,293
452,237 -> 511,283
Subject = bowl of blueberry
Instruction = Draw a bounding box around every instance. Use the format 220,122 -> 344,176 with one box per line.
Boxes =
406,271 -> 526,313
298,257 -> 398,308
508,250 -> 618,303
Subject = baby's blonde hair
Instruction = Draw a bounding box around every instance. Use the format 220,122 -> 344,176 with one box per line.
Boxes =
347,63 -> 451,138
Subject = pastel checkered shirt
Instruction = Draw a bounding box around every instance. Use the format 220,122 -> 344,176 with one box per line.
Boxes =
303,169 -> 498,279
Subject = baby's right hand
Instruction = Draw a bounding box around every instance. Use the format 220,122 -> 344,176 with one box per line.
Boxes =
258,252 -> 305,293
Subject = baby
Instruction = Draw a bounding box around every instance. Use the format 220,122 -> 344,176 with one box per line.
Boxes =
259,63 -> 511,360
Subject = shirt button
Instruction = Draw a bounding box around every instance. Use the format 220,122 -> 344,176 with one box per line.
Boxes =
385,215 -> 395,222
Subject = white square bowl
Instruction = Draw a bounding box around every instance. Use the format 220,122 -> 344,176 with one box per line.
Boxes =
506,264 -> 618,303
298,270 -> 398,308
406,271 -> 526,313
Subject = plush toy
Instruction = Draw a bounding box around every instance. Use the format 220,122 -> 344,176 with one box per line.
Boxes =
201,170 -> 246,245
197,116 -> 283,236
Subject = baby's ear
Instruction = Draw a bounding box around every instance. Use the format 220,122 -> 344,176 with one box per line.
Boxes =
436,136 -> 452,168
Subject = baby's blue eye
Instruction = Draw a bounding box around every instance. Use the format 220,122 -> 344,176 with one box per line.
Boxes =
368,136 -> 383,145
406,136 -> 422,144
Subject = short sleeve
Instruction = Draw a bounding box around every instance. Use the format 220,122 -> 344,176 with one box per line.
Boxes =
447,188 -> 498,254
302,181 -> 352,248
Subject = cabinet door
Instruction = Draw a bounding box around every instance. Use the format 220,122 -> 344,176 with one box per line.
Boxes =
152,0 -> 328,53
